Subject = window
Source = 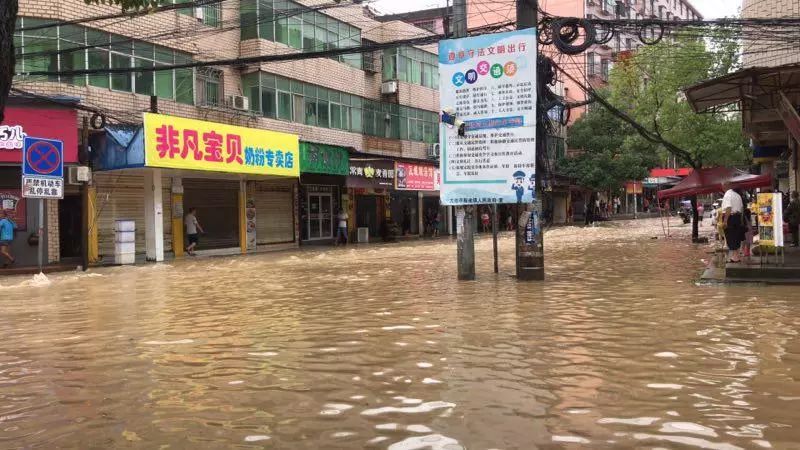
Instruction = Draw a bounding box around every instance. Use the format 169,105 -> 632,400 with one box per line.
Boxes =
202,2 -> 222,27
243,71 -> 438,142
196,67 -> 223,106
15,17 -> 193,103
241,0 -> 363,69
382,46 -> 439,89
587,52 -> 598,75
601,59 -> 610,81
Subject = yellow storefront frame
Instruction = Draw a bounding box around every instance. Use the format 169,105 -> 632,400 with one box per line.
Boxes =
142,113 -> 299,177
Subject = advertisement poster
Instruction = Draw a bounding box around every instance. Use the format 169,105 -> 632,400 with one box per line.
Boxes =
758,192 -> 784,247
143,113 -> 299,177
395,162 -> 437,191
246,200 -> 257,251
438,28 -> 537,205
0,190 -> 26,230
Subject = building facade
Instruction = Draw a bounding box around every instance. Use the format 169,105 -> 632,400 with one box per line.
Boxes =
6,0 -> 443,266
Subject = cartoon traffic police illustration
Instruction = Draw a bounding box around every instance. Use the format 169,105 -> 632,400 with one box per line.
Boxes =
511,170 -> 526,202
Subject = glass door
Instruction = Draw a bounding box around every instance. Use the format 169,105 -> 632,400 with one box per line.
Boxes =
307,192 -> 333,240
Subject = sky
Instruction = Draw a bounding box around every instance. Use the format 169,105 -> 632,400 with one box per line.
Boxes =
372,0 -> 742,19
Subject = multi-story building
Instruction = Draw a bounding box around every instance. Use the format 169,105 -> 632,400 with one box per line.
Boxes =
686,0 -> 800,195
3,0 -> 444,268
467,0 -> 701,121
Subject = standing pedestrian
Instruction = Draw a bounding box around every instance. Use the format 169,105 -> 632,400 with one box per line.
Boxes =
184,207 -> 204,256
506,213 -> 514,231
720,185 -> 744,263
0,210 -> 17,267
432,210 -> 441,238
336,208 -> 349,246
402,204 -> 411,236
481,209 -> 491,233
786,191 -> 800,247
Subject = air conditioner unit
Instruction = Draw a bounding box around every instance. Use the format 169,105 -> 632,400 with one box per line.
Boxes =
227,95 -> 250,111
67,166 -> 91,185
380,81 -> 398,95
194,8 -> 204,21
427,143 -> 441,159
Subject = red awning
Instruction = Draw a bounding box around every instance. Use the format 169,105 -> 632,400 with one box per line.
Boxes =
657,167 -> 772,200
650,167 -> 693,178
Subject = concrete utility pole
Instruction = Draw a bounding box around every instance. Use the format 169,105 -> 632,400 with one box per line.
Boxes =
453,0 -> 475,281
516,0 -> 545,281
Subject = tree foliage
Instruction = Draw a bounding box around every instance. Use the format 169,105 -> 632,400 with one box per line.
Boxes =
607,32 -> 750,170
558,103 -> 656,192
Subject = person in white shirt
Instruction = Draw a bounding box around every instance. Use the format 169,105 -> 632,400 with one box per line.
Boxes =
720,186 -> 744,263
184,207 -> 204,256
335,209 -> 349,246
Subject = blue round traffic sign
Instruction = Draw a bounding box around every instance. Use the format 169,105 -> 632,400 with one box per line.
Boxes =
26,140 -> 61,175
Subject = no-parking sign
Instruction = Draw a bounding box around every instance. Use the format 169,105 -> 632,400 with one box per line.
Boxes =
22,137 -> 64,199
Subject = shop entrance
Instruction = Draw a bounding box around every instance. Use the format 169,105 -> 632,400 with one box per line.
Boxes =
59,194 -> 83,259
308,192 -> 333,240
356,195 -> 381,237
183,179 -> 239,249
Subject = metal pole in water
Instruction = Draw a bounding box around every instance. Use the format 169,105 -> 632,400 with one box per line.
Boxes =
492,204 -> 499,273
515,0 -> 544,281
38,198 -> 44,273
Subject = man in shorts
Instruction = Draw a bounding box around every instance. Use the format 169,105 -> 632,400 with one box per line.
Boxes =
0,210 -> 17,267
184,207 -> 204,256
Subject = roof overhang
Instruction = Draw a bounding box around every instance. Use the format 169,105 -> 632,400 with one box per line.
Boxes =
684,64 -> 800,147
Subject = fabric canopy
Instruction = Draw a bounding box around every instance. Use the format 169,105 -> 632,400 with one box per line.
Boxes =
657,167 -> 772,200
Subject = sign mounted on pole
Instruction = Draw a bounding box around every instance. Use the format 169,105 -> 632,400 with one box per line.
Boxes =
438,28 -> 537,205
22,136 -> 65,199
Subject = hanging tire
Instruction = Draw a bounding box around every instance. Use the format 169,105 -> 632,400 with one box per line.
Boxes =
638,23 -> 665,45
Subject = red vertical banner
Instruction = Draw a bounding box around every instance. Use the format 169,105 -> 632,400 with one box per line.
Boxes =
0,190 -> 27,230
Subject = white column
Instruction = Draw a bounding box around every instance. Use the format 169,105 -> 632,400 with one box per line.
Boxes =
144,169 -> 165,262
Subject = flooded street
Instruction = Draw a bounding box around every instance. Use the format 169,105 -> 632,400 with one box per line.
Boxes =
2,218 -> 800,449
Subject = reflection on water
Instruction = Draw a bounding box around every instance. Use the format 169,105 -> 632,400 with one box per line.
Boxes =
1,219 -> 800,449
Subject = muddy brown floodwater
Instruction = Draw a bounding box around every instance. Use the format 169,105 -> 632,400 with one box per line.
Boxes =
1,219 -> 799,449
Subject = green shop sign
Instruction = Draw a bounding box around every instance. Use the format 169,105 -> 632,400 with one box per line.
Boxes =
299,142 -> 350,176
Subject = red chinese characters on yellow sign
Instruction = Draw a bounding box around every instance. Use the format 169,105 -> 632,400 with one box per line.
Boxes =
143,113 -> 299,177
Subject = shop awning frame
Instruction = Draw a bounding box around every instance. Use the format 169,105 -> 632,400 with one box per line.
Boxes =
656,167 -> 772,201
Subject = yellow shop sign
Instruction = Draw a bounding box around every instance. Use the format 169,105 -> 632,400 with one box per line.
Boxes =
143,113 -> 299,177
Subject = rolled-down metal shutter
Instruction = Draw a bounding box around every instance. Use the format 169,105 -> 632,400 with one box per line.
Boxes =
94,173 -> 172,259
252,180 -> 295,245
182,179 -> 240,249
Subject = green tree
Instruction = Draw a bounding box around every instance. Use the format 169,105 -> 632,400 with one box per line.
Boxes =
560,101 -> 656,194
606,32 -> 749,240
0,0 -> 157,123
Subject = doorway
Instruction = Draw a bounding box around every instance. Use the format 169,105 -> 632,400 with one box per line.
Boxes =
356,195 -> 379,237
307,192 -> 333,240
59,194 -> 82,259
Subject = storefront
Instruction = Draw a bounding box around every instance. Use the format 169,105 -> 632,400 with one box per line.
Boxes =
347,159 -> 395,240
0,101 -> 80,267
298,142 -> 349,243
392,161 -> 442,236
91,113 -> 299,262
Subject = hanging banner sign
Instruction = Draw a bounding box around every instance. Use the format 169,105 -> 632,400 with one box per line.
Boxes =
143,113 -> 299,177
438,28 -> 537,205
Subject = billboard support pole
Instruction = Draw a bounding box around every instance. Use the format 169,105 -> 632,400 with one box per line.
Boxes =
453,0 -> 475,281
515,0 -> 544,281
